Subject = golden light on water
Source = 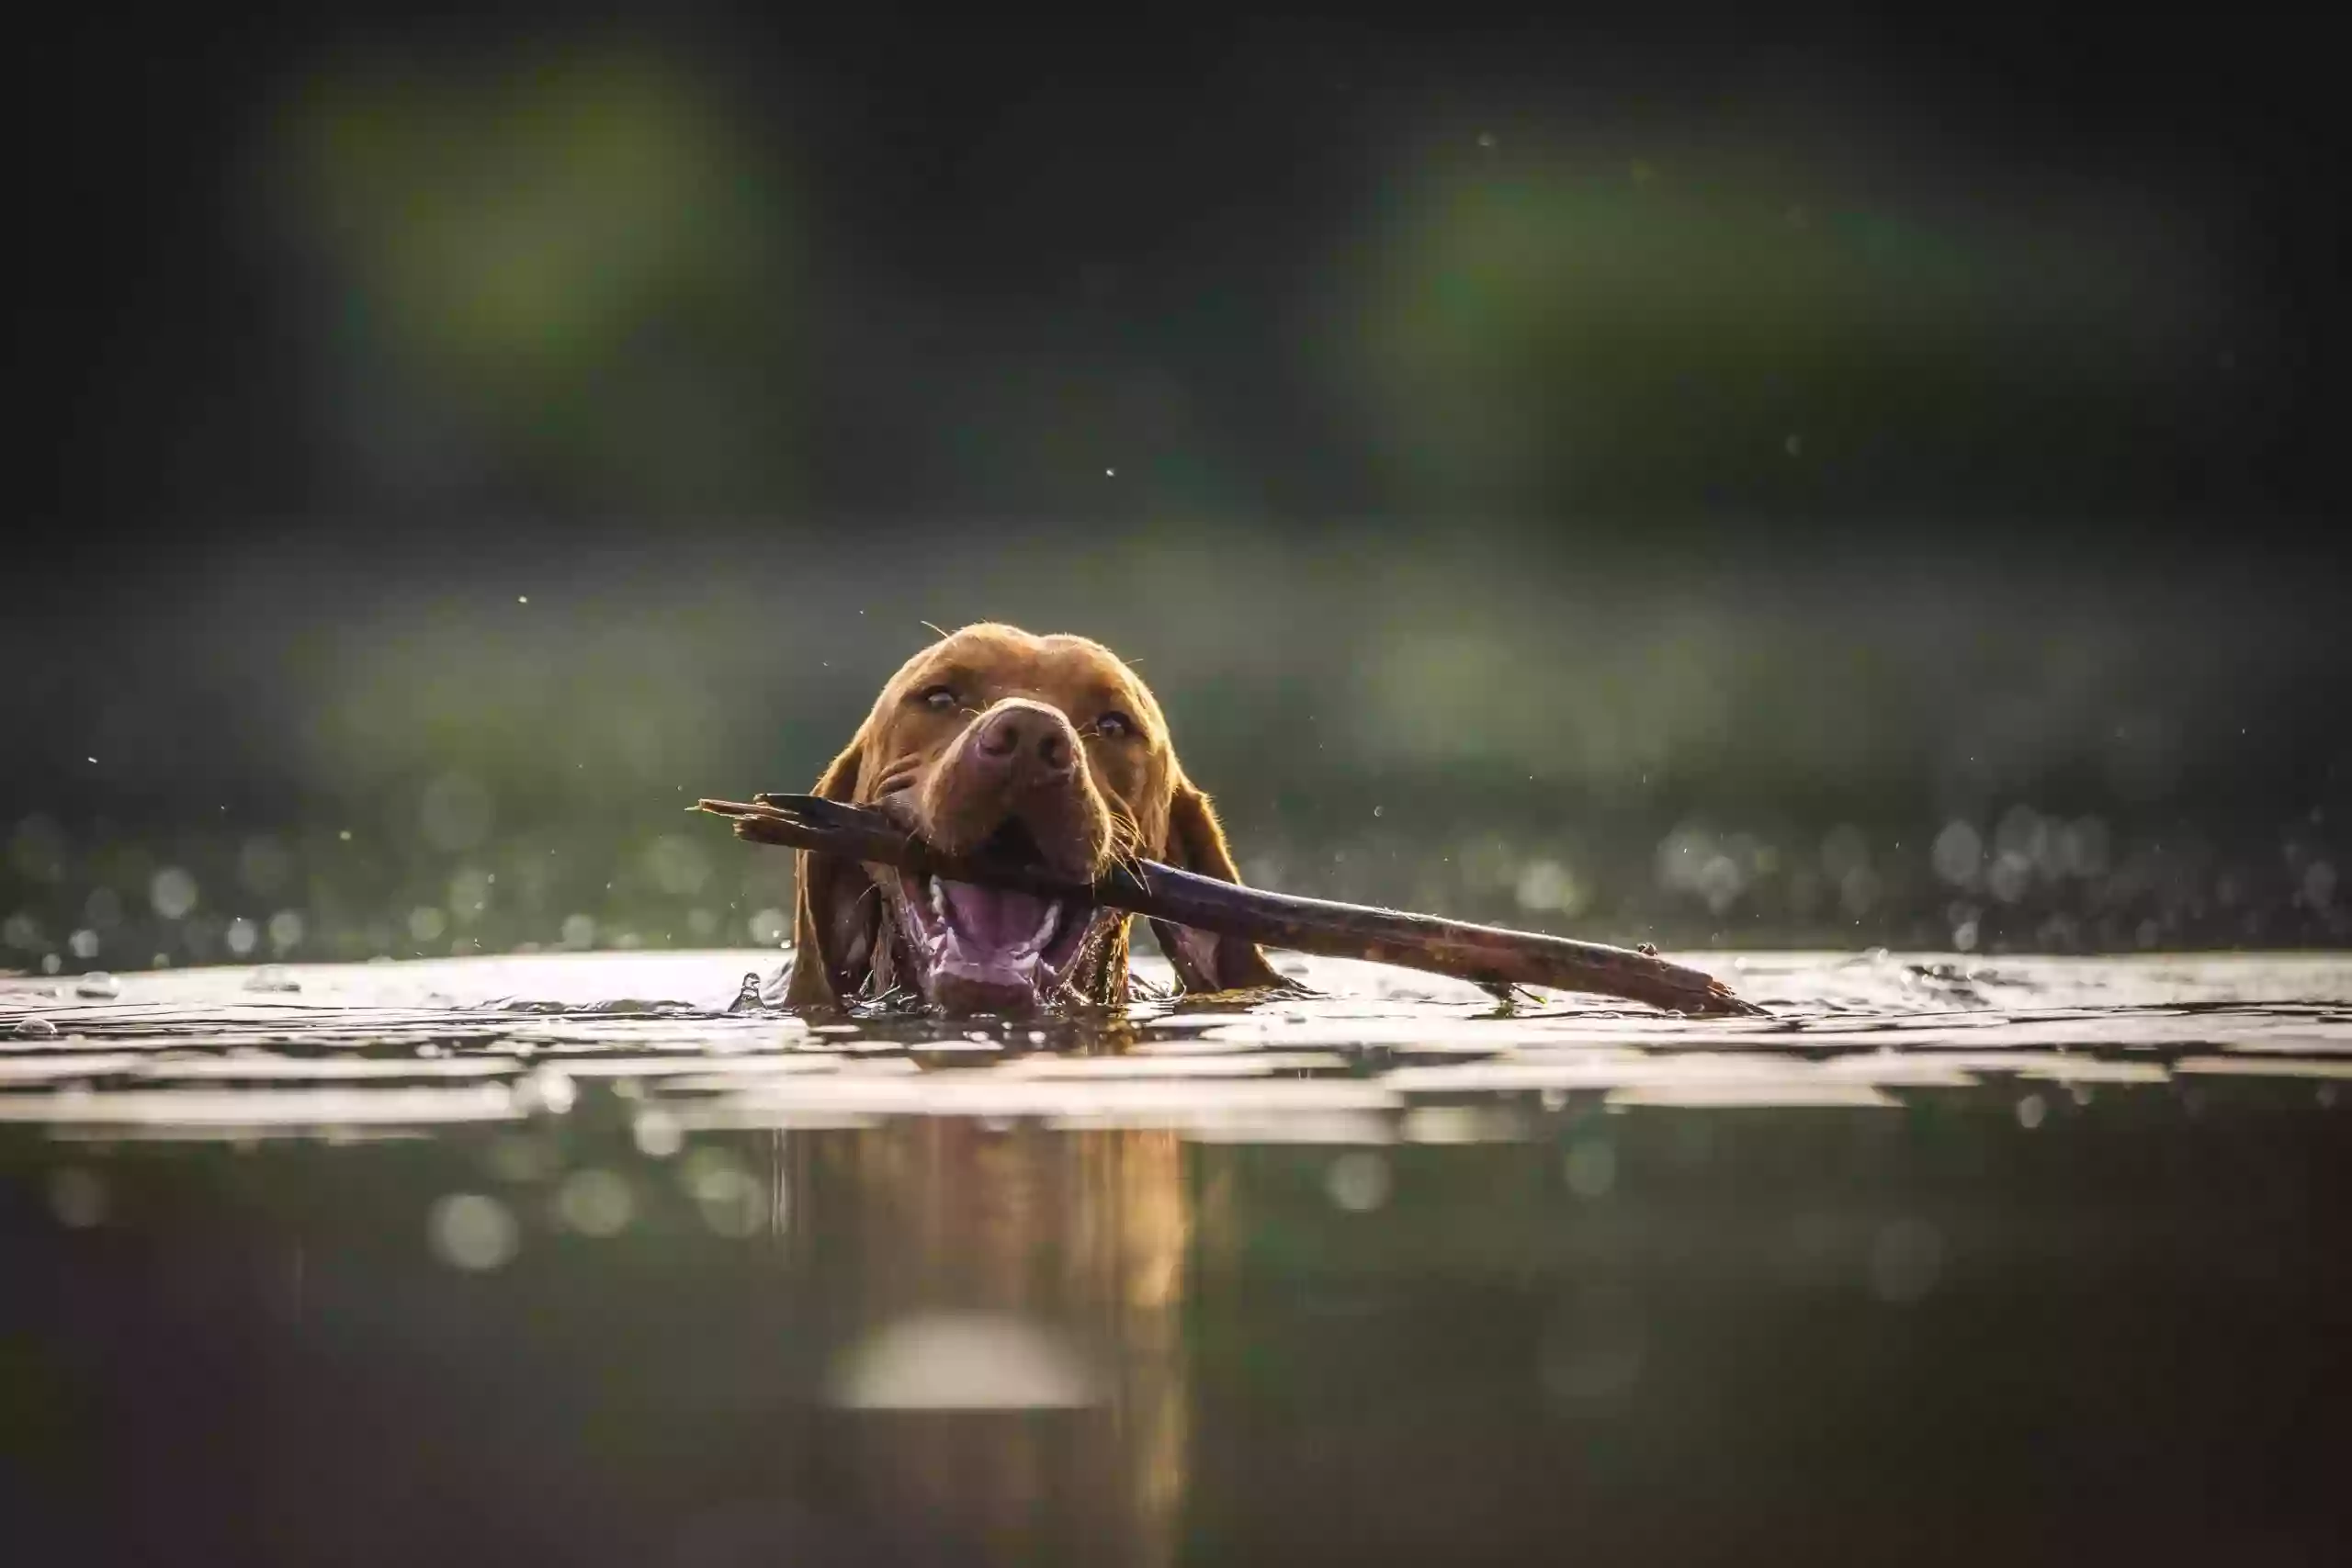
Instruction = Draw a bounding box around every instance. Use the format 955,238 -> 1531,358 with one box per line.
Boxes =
824,1311 -> 1102,1411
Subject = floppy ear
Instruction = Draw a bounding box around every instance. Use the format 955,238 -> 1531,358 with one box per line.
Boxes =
782,738 -> 881,1008
1150,775 -> 1287,994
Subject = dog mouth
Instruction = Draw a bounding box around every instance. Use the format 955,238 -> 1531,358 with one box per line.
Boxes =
882,821 -> 1111,1013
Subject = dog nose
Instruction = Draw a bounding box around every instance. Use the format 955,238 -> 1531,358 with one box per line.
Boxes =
970,702 -> 1077,780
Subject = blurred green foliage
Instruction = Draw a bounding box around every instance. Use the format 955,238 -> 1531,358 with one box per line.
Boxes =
3,41 -> 2337,973
277,46 -> 801,505
1340,142 -> 2219,510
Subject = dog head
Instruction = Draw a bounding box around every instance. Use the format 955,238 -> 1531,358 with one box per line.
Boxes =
783,623 -> 1283,1013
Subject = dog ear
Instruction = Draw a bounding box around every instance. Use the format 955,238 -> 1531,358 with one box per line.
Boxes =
782,738 -> 880,1008
1150,775 -> 1287,994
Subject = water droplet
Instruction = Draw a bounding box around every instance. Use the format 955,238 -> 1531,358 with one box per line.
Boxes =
267,908 -> 307,952
680,1147 -> 771,1236
1931,820 -> 1984,886
428,1193 -> 519,1271
553,1169 -> 635,1236
1564,1139 -> 1616,1199
631,1108 -> 684,1159
1514,858 -> 1588,916
74,972 -> 119,999
2016,1092 -> 2047,1129
12,1016 -> 59,1039
149,867 -> 198,920
1325,1151 -> 1391,1212
519,1066 -> 577,1116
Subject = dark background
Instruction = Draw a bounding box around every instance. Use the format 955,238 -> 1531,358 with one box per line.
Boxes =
7,4 -> 2348,969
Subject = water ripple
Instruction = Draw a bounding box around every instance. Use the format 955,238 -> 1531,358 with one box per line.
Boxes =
2,949 -> 2347,1140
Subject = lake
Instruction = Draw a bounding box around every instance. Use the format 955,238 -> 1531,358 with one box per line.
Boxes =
5,950 -> 2347,1565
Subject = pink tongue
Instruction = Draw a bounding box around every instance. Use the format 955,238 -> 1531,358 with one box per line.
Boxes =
940,882 -> 1052,950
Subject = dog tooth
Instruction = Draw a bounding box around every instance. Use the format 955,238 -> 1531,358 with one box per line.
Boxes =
930,877 -> 948,920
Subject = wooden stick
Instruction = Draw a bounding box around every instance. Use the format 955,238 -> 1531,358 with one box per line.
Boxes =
695,795 -> 1768,1018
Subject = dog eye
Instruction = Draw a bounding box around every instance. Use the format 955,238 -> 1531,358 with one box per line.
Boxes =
1094,711 -> 1135,739
916,685 -> 957,712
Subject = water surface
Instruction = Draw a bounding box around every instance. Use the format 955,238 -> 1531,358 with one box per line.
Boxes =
5,951 -> 2347,1565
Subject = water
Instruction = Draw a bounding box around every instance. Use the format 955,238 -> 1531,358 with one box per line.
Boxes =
4,950 -> 2348,1565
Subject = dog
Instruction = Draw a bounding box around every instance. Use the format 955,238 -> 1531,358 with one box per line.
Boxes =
774,622 -> 1284,1013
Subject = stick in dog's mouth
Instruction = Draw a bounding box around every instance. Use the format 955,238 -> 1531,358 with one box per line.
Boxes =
697,795 -> 1768,1018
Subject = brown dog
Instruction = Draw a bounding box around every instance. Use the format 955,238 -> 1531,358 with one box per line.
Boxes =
779,622 -> 1284,1013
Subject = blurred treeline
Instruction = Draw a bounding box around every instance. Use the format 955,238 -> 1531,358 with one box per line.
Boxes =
8,24 -> 2346,968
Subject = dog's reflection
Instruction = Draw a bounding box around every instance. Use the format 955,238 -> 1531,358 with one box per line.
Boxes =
793,1120 -> 1195,1567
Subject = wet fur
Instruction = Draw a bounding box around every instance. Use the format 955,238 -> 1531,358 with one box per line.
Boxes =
781,624 -> 1283,1010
